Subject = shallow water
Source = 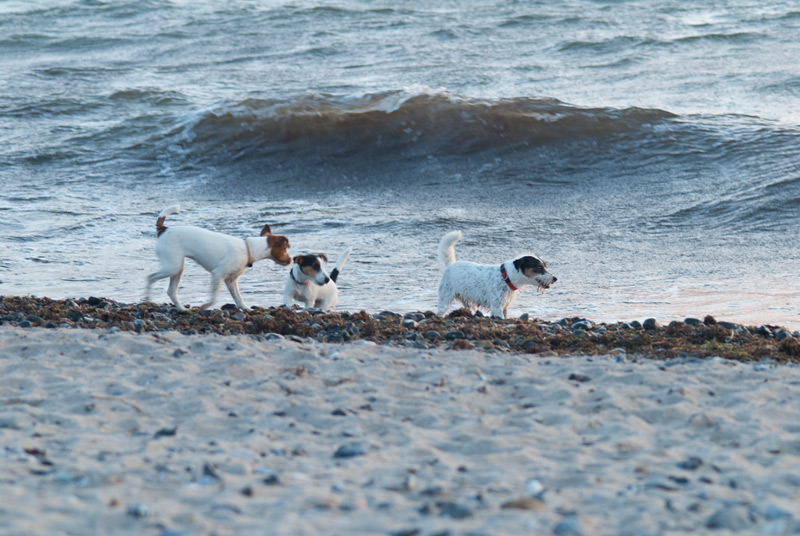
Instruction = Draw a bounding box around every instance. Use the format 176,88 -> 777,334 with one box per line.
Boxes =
2,1 -> 799,328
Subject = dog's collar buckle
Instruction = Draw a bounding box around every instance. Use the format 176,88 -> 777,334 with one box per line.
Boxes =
500,265 -> 517,291
244,239 -> 254,268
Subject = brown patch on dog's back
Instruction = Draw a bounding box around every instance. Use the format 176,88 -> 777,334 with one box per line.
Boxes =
267,234 -> 291,265
156,216 -> 167,237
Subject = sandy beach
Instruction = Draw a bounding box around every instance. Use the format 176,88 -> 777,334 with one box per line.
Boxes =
2,323 -> 800,536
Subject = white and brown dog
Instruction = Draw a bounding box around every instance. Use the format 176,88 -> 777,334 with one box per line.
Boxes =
436,230 -> 556,319
283,246 -> 353,310
145,205 -> 291,312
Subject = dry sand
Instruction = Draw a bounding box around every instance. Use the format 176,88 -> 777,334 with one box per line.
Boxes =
1,325 -> 800,535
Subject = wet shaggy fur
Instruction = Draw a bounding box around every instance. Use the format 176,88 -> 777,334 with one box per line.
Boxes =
436,230 -> 556,319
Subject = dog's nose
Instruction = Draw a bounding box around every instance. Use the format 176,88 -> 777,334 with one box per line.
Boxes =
323,276 -> 330,285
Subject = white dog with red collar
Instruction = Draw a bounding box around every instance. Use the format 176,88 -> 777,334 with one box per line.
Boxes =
436,230 -> 556,319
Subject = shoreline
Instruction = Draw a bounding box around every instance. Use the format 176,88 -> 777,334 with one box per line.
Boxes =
1,323 -> 799,534
2,295 -> 800,363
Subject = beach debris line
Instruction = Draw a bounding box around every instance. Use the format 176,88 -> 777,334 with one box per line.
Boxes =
2,296 -> 800,362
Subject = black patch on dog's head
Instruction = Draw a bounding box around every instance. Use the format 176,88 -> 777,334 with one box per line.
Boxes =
513,256 -> 547,276
294,254 -> 321,268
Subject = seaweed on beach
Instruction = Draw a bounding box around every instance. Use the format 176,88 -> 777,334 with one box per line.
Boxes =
2,296 -> 799,363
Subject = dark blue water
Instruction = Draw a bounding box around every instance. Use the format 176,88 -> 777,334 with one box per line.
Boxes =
2,1 -> 800,327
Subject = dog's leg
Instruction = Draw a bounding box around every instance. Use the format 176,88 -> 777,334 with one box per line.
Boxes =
490,300 -> 506,319
166,266 -> 186,312
225,276 -> 249,310
199,272 -> 222,311
437,289 -> 454,316
144,270 -> 170,303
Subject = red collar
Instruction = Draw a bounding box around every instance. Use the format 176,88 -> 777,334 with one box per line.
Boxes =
500,265 -> 517,291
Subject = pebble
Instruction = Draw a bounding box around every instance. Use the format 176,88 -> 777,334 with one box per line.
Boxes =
333,442 -> 366,459
553,514 -> 581,536
127,503 -> 149,518
705,505 -> 752,530
568,373 -> 591,383
436,502 -> 472,519
677,456 -> 703,471
501,497 -> 545,511
643,318 -> 659,330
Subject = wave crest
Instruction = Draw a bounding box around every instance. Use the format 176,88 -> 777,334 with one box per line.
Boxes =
171,89 -> 676,162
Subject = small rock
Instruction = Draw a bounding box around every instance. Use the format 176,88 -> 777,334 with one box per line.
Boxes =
553,514 -> 581,535
262,474 -> 281,485
705,505 -> 752,530
424,330 -> 440,340
643,318 -> 659,330
445,330 -> 465,340
333,442 -> 366,459
571,320 -> 592,331
67,309 -> 83,322
153,427 -> 177,439
501,497 -> 545,511
684,317 -> 702,326
568,373 -> 591,383
127,503 -> 149,518
402,319 -> 418,328
677,456 -> 703,470
438,501 -> 472,519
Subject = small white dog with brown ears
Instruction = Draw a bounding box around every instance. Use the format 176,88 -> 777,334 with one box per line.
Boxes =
436,230 -> 556,319
145,205 -> 291,312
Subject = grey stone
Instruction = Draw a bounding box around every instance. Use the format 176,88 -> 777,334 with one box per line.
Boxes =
643,318 -> 659,330
684,317 -> 702,326
553,514 -> 581,535
402,318 -> 418,328
568,373 -> 591,383
705,506 -> 752,530
437,502 -> 472,519
333,442 -> 366,458
677,456 -> 703,470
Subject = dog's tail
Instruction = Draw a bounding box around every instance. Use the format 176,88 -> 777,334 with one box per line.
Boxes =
156,205 -> 180,237
329,246 -> 353,283
438,230 -> 462,268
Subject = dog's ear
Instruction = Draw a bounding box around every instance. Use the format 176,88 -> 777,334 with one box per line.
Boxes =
512,258 -> 524,272
268,235 -> 288,248
318,253 -> 328,263
260,224 -> 272,237
293,255 -> 303,265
